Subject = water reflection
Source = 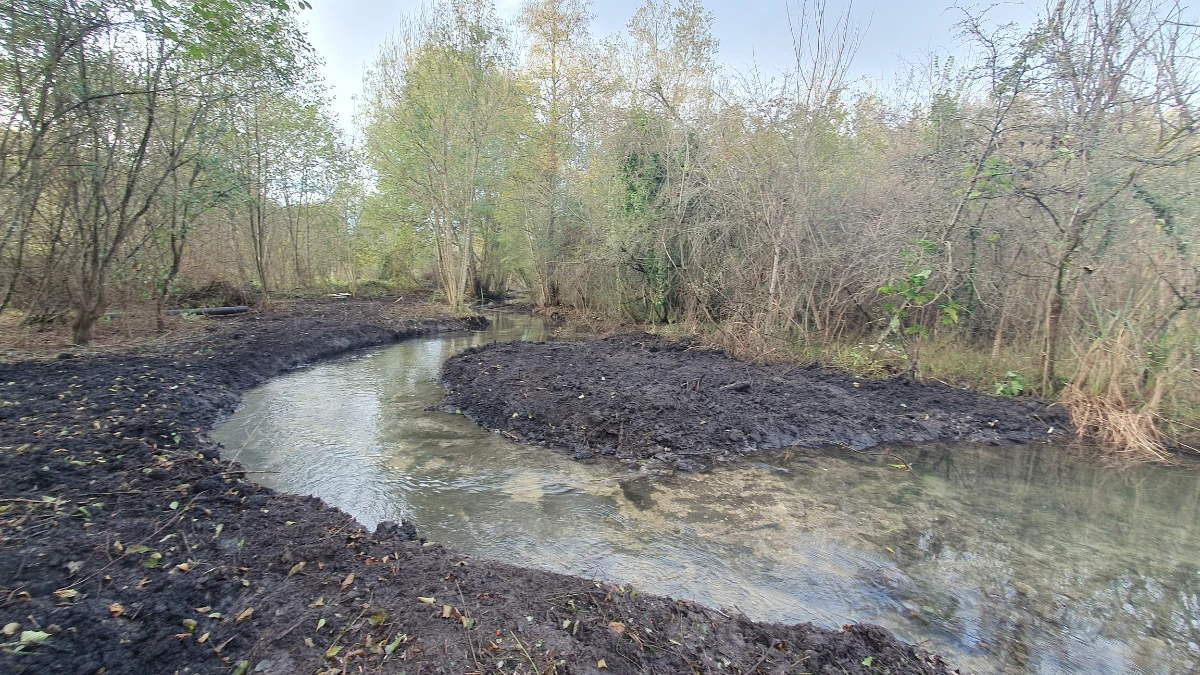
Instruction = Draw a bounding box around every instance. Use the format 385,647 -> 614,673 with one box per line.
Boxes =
212,313 -> 1200,675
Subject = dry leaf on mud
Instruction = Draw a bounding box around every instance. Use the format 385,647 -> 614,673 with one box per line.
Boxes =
608,621 -> 626,634
2,623 -> 18,636
20,631 -> 50,646
325,644 -> 342,658
441,605 -> 452,618
598,659 -> 608,669
235,607 -> 253,622
53,588 -> 78,600
417,596 -> 435,604
368,610 -> 387,626
340,573 -> 354,591
197,632 -> 209,644
108,603 -> 124,617
288,561 -> 306,577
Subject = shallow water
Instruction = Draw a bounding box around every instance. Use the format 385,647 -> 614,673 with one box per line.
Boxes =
212,312 -> 1200,674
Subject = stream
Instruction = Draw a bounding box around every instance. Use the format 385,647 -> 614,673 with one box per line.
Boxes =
211,312 -> 1200,674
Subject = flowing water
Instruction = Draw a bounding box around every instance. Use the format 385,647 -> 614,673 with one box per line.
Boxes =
211,312 -> 1200,674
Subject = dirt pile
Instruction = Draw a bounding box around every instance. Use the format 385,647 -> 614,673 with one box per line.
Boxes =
441,334 -> 1071,470
1,303 -> 956,674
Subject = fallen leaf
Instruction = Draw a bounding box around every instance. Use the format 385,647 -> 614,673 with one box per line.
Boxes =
307,597 -> 325,608
325,644 -> 342,659
53,588 -> 78,600
173,562 -> 191,572
182,619 -> 197,632
417,596 -> 435,604
384,635 -> 405,656
235,607 -> 253,622
340,573 -> 354,591
65,561 -> 83,574
441,605 -> 453,618
194,606 -> 211,613
608,621 -> 626,634
2,623 -> 18,636
368,610 -> 387,626
108,603 -> 124,617
197,632 -> 209,644
461,616 -> 475,630
144,552 -> 163,568
135,578 -> 151,589
304,637 -> 314,648
174,633 -> 190,640
598,659 -> 608,669
288,561 -> 306,577
20,631 -> 50,645
126,544 -> 152,554
231,660 -> 250,675
317,618 -> 326,630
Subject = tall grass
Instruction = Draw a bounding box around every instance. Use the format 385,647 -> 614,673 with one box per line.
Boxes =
1059,294 -> 1198,460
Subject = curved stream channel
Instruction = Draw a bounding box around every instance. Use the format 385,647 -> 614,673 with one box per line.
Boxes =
212,312 -> 1200,674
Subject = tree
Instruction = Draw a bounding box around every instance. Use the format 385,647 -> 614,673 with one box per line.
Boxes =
364,0 -> 521,307
517,0 -> 595,306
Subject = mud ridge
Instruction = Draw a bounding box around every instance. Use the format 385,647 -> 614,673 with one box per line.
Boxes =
1,301 -> 956,674
441,334 -> 1071,471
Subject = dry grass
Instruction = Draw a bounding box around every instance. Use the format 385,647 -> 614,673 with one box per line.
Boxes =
1059,325 -> 1189,461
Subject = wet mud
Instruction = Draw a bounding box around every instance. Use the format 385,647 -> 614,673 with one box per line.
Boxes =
441,334 -> 1071,470
1,302 -> 955,674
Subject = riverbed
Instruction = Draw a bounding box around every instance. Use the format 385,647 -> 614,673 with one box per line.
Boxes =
211,312 -> 1200,675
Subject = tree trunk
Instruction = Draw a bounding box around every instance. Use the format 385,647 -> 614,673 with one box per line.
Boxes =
71,268 -> 107,346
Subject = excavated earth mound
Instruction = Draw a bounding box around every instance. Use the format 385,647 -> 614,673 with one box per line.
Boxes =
441,334 -> 1071,470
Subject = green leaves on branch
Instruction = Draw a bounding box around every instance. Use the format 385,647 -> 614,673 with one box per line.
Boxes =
879,240 -> 960,342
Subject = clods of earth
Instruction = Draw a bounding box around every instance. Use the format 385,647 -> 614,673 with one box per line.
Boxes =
440,334 -> 1071,472
1,301 -> 956,674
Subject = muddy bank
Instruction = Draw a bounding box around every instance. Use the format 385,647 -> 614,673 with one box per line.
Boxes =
441,334 -> 1071,470
0,301 -> 954,675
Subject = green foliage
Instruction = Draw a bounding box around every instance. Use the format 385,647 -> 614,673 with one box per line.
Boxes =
995,371 -> 1027,396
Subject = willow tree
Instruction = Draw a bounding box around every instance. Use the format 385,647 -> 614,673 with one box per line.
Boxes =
517,0 -> 596,306
364,0 -> 522,307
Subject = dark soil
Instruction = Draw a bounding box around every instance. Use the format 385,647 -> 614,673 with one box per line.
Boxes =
1,301 -> 956,675
440,334 -> 1072,471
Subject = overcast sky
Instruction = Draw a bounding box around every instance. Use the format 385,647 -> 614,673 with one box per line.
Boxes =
300,0 -> 1041,131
